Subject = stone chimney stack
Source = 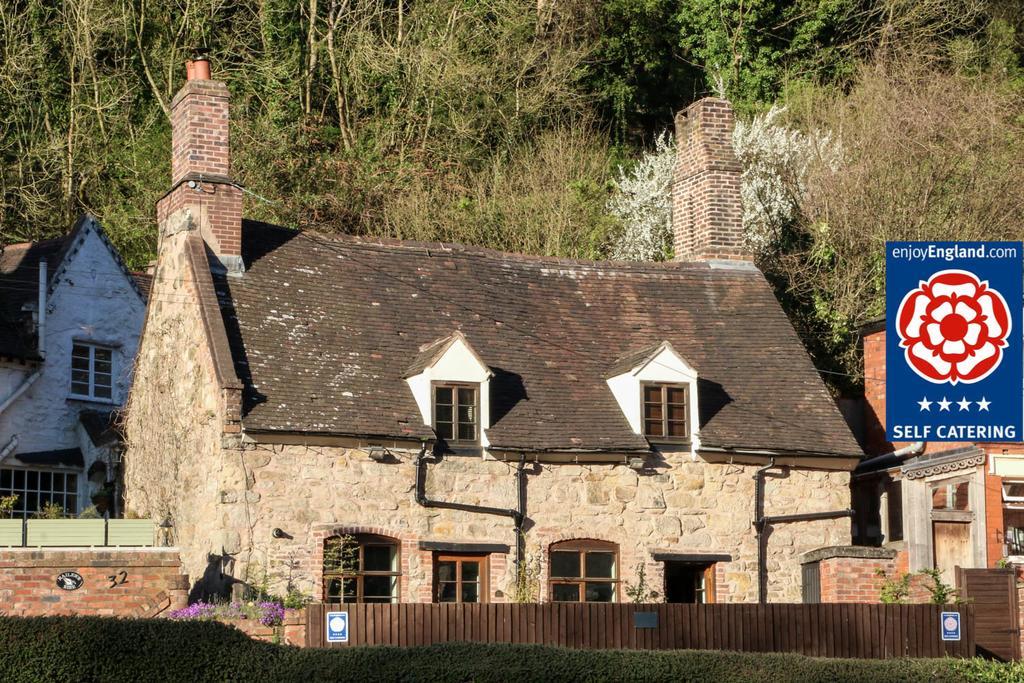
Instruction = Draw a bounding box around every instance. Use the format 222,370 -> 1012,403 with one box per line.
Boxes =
158,55 -> 244,274
671,98 -> 749,262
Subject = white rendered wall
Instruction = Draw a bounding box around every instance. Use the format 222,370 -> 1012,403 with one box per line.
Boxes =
405,337 -> 492,448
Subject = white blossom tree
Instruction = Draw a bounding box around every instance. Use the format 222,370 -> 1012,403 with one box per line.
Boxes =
608,107 -> 840,261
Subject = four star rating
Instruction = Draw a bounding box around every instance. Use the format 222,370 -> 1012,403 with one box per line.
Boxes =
918,396 -> 990,412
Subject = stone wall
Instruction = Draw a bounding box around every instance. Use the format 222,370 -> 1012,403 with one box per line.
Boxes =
229,444 -> 851,604
0,548 -> 186,616
123,223 -> 247,599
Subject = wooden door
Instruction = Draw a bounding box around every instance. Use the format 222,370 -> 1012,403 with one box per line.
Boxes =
933,521 -> 971,586
957,568 -> 1020,661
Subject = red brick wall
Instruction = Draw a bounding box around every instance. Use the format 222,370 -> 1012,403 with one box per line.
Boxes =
159,78 -> 242,262
817,551 -> 931,603
0,549 -> 187,617
226,610 -> 307,646
671,98 -> 749,262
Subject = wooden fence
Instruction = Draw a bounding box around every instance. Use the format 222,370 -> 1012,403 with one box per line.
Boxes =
306,602 -> 975,658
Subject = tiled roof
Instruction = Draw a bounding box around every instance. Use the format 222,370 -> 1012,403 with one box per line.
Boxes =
0,236 -> 68,360
220,221 -> 861,457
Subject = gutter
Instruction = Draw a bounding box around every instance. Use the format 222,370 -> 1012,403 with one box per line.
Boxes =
414,443 -> 527,572
0,435 -> 17,461
37,258 -> 47,358
854,441 -> 926,474
752,458 -> 855,604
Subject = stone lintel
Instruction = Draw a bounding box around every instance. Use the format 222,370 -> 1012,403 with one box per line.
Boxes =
800,545 -> 896,564
418,541 -> 510,554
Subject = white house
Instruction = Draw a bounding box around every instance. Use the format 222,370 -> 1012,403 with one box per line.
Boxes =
0,215 -> 147,518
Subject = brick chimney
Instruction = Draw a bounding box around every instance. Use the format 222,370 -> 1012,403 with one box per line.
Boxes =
671,98 -> 750,262
157,55 -> 244,274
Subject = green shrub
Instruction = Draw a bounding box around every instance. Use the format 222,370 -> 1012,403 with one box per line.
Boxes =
0,616 -> 1017,682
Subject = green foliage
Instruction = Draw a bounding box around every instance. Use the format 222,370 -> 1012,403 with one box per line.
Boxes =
0,616 -> 1012,682
624,561 -> 656,603
918,568 -> 961,605
34,502 -> 64,519
875,569 -> 912,604
0,495 -> 17,517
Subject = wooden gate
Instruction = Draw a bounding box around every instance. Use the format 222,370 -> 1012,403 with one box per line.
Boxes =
306,602 -> 974,658
957,567 -> 1020,661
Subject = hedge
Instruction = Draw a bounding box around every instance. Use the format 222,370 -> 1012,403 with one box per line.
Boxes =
0,616 -> 1019,683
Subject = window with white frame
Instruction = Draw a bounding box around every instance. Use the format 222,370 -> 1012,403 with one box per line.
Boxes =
71,343 -> 113,401
0,468 -> 78,518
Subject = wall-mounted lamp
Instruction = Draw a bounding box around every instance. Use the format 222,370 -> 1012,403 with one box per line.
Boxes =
367,446 -> 391,463
158,517 -> 174,547
272,527 -> 292,540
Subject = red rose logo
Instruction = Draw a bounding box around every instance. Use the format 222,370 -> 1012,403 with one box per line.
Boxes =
896,269 -> 1012,384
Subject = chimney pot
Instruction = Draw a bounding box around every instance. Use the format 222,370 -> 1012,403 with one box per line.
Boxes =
186,58 -> 211,81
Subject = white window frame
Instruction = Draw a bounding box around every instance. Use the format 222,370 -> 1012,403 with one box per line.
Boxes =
1003,481 -> 1024,505
70,342 -> 114,402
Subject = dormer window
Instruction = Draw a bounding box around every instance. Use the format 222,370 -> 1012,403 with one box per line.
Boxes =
433,384 -> 479,444
642,383 -> 690,441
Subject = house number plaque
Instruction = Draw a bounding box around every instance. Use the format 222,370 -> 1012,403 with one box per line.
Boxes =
56,571 -> 84,591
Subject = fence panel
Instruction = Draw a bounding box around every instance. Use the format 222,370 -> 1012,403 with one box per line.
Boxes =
305,602 -> 975,657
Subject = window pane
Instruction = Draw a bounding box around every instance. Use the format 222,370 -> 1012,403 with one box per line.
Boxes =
95,348 -> 112,364
585,552 -> 615,579
27,471 -> 37,489
438,582 -> 457,602
932,486 -> 948,509
644,403 -> 663,421
65,495 -> 77,514
71,369 -> 90,383
667,405 -> 687,421
644,421 -> 664,437
642,386 -> 662,403
435,405 -> 453,423
667,421 -> 688,437
72,345 -> 90,359
585,582 -> 615,602
1006,483 -> 1024,498
94,385 -> 112,400
436,422 -> 455,440
458,388 -> 476,406
363,575 -> 396,601
666,387 -> 687,404
435,387 -> 453,405
0,469 -> 10,488
39,472 -> 51,491
461,561 -> 480,583
25,492 -> 38,513
363,544 -> 396,572
953,482 -> 969,510
94,358 -> 112,374
550,551 -> 580,578
71,355 -> 90,370
457,424 -> 476,441
461,582 -> 479,603
325,577 -> 344,599
436,561 -> 456,583
457,405 -> 476,424
552,584 -> 581,602
13,470 -> 23,489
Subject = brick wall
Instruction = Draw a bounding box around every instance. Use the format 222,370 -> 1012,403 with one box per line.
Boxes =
671,98 -> 750,262
160,77 -> 242,268
226,610 -> 307,646
0,548 -> 187,617
809,546 -> 932,603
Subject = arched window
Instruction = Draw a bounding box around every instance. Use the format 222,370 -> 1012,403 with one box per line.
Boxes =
548,539 -> 618,603
323,534 -> 400,603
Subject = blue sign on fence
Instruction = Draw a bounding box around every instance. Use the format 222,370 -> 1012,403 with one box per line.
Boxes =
886,242 -> 1023,443
326,610 -> 349,643
941,611 -> 961,641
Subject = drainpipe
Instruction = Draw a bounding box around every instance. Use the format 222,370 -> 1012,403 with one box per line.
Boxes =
0,369 -> 41,416
752,457 -> 855,604
414,443 -> 527,571
37,258 -> 46,358
854,441 -> 925,473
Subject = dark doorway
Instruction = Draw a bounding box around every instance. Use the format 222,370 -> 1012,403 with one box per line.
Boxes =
664,561 -> 713,603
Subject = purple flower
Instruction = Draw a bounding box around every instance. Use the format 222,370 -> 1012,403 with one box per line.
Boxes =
257,601 -> 285,626
168,601 -> 216,620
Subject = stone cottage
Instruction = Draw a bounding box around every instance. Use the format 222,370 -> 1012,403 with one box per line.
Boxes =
0,216 -> 148,518
124,58 -> 861,605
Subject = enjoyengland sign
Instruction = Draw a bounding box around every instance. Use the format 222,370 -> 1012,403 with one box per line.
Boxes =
886,242 -> 1023,442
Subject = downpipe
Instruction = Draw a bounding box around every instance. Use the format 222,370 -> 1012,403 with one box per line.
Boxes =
414,443 -> 527,570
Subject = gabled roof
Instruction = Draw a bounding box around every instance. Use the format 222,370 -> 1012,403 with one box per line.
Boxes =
403,330 -> 491,379
0,216 -> 144,360
607,340 -> 692,378
217,221 -> 861,457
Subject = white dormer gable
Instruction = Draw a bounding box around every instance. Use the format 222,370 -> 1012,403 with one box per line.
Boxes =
404,331 -> 493,447
606,341 -> 700,452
